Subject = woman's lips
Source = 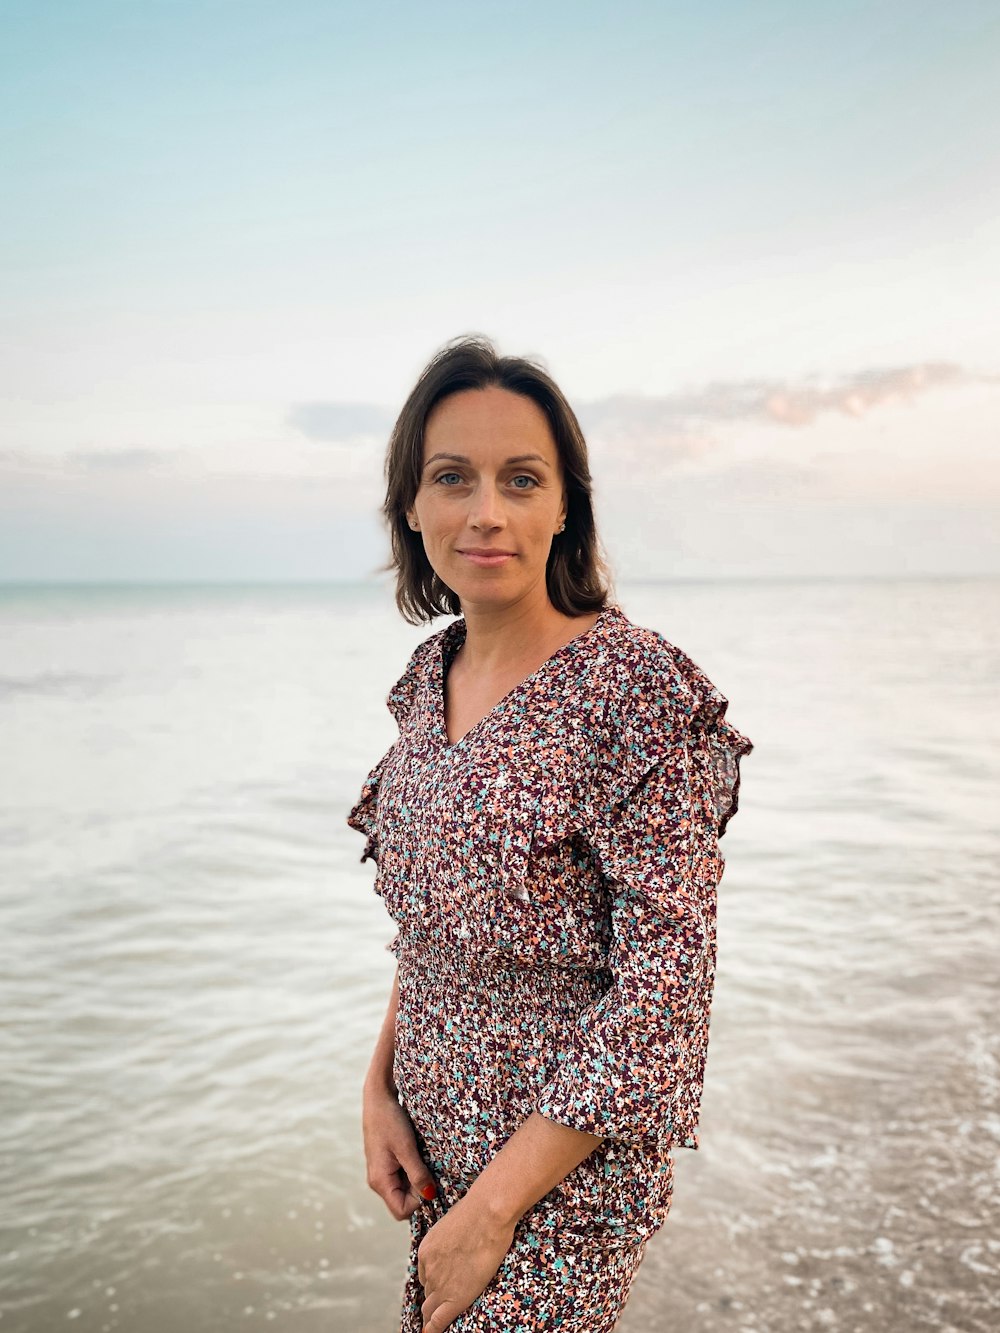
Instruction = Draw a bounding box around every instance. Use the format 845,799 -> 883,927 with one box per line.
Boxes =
458,551 -> 516,566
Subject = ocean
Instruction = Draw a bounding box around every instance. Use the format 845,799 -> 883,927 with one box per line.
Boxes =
1,577 -> 997,1333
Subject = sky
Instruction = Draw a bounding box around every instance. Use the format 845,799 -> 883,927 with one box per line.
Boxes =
1,0 -> 998,582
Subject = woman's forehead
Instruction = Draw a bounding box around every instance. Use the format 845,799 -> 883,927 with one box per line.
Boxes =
423,386 -> 558,460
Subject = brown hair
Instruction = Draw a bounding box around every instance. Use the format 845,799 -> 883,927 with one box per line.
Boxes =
378,334 -> 614,624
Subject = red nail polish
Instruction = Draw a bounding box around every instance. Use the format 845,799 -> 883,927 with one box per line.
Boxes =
420,1183 -> 437,1201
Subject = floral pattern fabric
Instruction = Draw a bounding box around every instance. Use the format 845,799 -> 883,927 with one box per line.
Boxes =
348,602 -> 753,1328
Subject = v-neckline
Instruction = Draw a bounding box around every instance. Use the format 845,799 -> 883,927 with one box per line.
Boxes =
433,605 -> 619,753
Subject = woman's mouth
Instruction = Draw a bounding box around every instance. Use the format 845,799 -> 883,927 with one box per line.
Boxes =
458,550 -> 517,567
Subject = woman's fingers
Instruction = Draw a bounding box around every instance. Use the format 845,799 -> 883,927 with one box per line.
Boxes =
415,1194 -> 513,1329
367,1151 -> 412,1221
396,1140 -> 438,1206
367,1146 -> 437,1221
421,1295 -> 461,1333
362,1088 -> 437,1221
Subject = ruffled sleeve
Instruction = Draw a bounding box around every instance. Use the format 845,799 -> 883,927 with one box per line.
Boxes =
346,745 -> 396,865
534,638 -> 753,1150
345,637 -> 430,865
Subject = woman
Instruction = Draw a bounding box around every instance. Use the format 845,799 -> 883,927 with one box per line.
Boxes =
348,335 -> 753,1333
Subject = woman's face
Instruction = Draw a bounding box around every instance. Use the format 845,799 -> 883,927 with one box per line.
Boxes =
407,385 -> 567,611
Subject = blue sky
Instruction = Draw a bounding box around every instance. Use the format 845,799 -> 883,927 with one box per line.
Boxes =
2,0 -> 998,580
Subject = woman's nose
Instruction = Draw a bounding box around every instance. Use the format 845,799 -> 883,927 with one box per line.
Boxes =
467,480 -> 505,528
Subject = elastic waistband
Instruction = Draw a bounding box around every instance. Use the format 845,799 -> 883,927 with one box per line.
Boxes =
395,934 -> 611,997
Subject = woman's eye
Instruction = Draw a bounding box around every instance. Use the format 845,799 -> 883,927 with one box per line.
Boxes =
433,472 -> 538,489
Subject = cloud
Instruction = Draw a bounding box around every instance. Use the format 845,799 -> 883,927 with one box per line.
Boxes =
288,401 -> 394,441
68,447 -> 181,472
578,361 -> 982,462
759,362 -> 970,427
0,449 -> 34,472
0,447 -> 181,478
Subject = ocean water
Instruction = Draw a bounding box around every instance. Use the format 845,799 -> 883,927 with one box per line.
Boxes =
0,577 -> 997,1333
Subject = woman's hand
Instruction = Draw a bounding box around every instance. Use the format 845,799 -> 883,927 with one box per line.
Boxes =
362,1082 -> 438,1221
417,1195 -> 515,1333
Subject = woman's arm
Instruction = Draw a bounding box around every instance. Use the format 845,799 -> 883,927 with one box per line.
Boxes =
464,1110 -> 601,1226
416,1112 -> 601,1333
362,968 -> 439,1221
364,966 -> 400,1098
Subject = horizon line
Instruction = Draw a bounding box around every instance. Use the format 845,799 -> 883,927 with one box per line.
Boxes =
1,573 -> 998,590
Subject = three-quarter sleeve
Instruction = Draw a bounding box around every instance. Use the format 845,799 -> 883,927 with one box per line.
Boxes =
534,644 -> 752,1150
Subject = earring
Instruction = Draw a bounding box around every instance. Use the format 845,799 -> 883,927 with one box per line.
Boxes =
556,522 -> 566,533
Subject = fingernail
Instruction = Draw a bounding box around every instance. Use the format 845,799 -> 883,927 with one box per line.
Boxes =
420,1183 -> 437,1201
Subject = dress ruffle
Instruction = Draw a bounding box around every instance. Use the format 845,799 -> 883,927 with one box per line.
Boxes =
346,635 -> 437,866
345,746 -> 394,865
594,638 -> 753,841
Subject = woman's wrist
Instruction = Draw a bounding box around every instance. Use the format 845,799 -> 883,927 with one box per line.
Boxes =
365,969 -> 400,1101
363,1061 -> 397,1099
462,1167 -> 527,1232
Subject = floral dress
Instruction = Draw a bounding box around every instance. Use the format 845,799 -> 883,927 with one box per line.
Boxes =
347,602 -> 753,1331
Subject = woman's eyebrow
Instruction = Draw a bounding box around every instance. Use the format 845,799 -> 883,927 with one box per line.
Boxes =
423,452 -> 551,469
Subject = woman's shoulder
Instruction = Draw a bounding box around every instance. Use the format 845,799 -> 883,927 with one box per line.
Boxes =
600,605 -> 753,832
601,605 -> 724,724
